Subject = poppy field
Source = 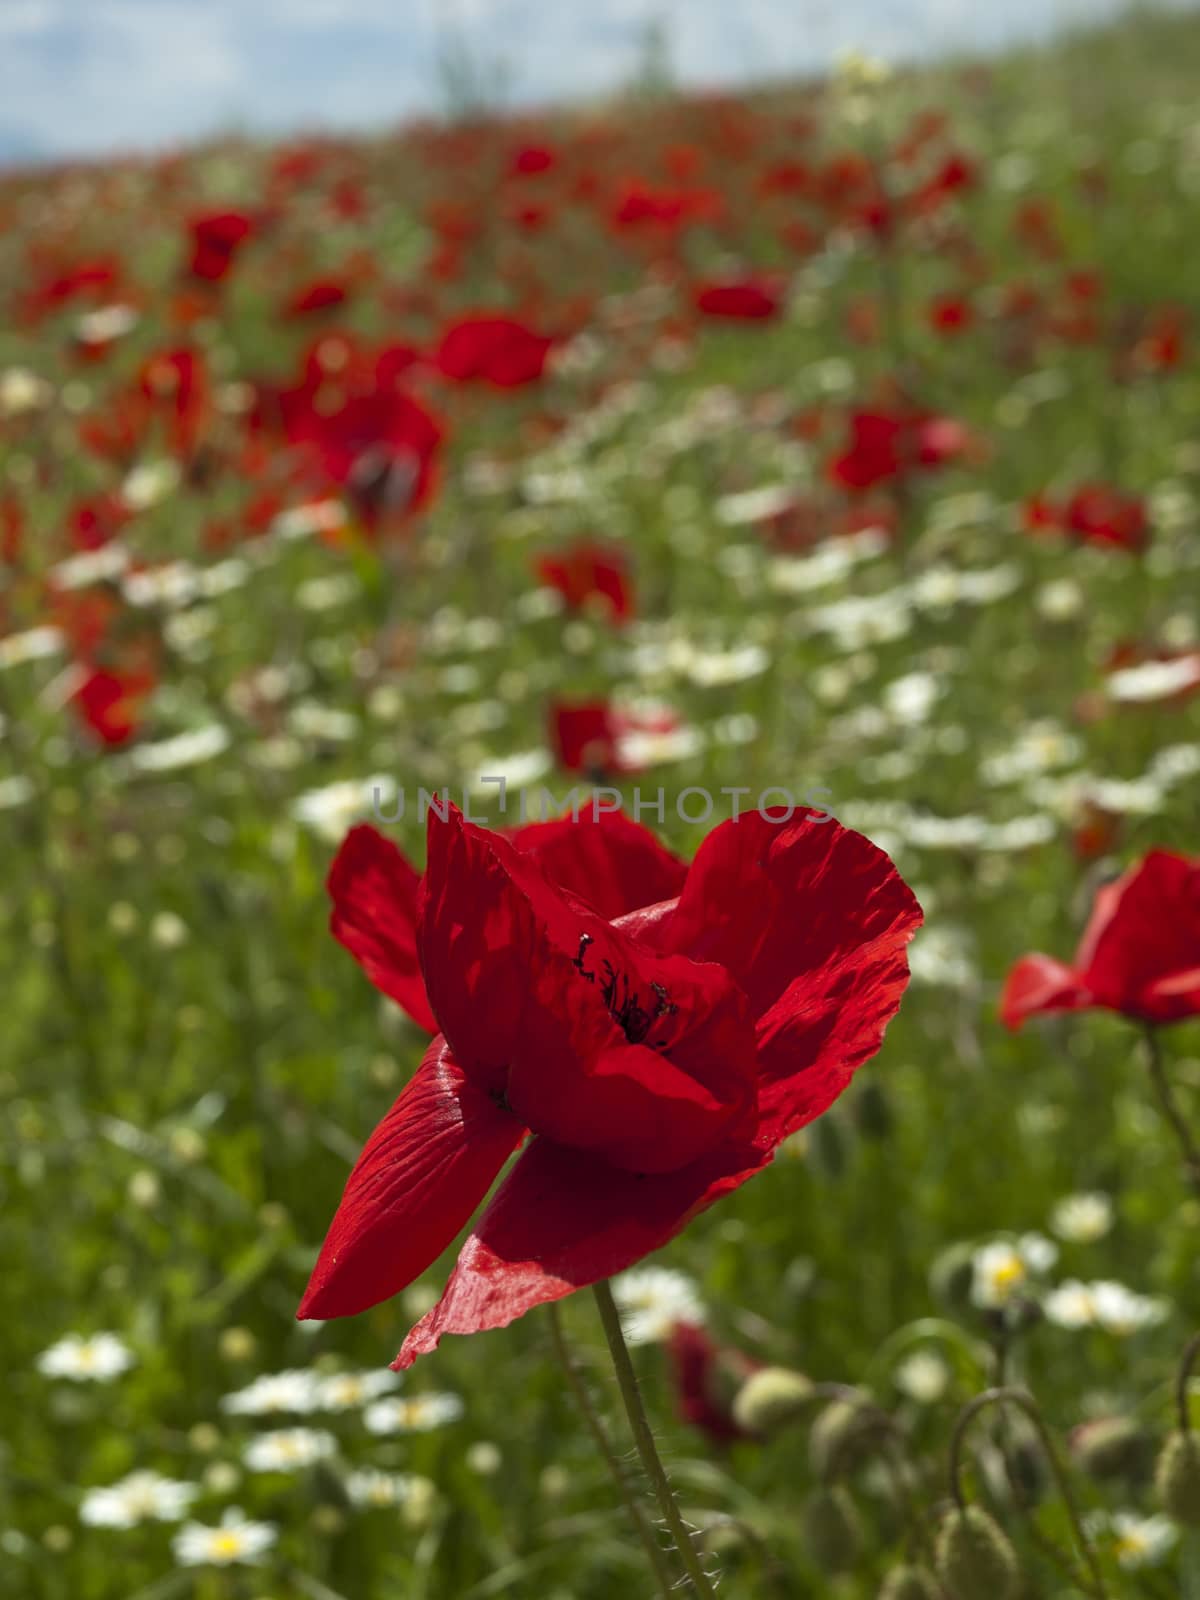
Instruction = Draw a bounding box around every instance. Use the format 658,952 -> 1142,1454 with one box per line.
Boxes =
5,9 -> 1200,1598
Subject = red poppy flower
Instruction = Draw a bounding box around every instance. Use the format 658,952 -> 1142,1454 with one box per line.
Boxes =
282,383 -> 443,528
298,805 -> 920,1366
1001,851 -> 1200,1029
668,1321 -> 759,1444
511,144 -> 556,177
73,664 -> 156,747
187,210 -> 255,283
327,812 -> 687,1034
551,700 -> 623,775
693,278 -> 782,321
1023,485 -> 1148,553
435,315 -> 555,388
829,410 -> 967,491
535,541 -> 634,622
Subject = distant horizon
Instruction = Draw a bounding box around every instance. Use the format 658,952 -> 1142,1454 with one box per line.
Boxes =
0,0 -> 1189,169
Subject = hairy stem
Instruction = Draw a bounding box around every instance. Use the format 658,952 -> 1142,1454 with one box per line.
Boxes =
547,1303 -> 678,1597
592,1280 -> 718,1599
1143,1026 -> 1200,1197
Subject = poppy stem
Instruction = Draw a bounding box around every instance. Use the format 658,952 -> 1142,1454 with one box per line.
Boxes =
546,1303 -> 679,1597
1174,1331 -> 1200,1435
592,1280 -> 719,1599
1142,1025 -> 1200,1196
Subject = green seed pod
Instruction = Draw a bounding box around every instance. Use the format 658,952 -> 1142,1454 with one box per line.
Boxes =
935,1506 -> 1019,1600
808,1393 -> 881,1480
803,1486 -> 862,1575
928,1241 -> 976,1313
1071,1416 -> 1154,1484
809,1112 -> 847,1180
853,1078 -> 894,1140
1157,1431 -> 1200,1526
731,1366 -> 813,1434
878,1566 -> 939,1600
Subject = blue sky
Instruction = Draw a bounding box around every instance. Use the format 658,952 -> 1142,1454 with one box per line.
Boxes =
0,0 -> 1160,163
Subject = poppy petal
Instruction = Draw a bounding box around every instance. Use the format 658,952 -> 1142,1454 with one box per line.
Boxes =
513,808 -> 686,921
393,1133 -> 769,1367
999,955 -> 1093,1030
297,1037 -> 523,1320
661,809 -> 923,1019
328,824 -> 436,1033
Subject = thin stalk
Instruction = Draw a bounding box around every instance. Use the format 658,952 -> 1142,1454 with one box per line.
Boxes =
1143,1026 -> 1200,1196
592,1280 -> 718,1599
546,1303 -> 677,1598
949,1386 -> 1108,1599
1175,1332 -> 1200,1435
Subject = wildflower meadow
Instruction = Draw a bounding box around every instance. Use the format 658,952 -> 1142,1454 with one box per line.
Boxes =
4,7 -> 1200,1597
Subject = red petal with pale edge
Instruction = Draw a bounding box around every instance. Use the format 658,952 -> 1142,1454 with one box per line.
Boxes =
328,824 -> 436,1033
297,1037 -> 523,1320
999,955 -> 1094,1031
394,1133 -> 769,1367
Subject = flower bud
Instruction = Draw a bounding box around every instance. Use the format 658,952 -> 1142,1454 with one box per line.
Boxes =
809,1112 -> 847,1179
1071,1416 -> 1154,1483
809,1394 -> 882,1480
879,1565 -> 939,1600
1157,1431 -> 1200,1526
853,1079 -> 894,1140
803,1486 -> 862,1574
731,1366 -> 813,1434
935,1506 -> 1019,1599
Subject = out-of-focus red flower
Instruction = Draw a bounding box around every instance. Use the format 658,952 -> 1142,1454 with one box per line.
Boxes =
284,278 -> 351,318
1023,486 -> 1148,553
1001,851 -> 1200,1029
298,804 -> 920,1365
511,144 -> 556,176
327,814 -> 687,1034
551,700 -> 622,775
829,410 -> 970,491
535,541 -> 634,622
282,382 -> 443,529
929,294 -> 974,334
73,665 -> 156,748
435,315 -> 555,388
693,277 -> 782,321
187,210 -> 254,283
667,1322 -> 760,1444
138,346 -> 209,458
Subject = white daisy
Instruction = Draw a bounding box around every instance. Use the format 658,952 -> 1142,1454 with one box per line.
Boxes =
220,1370 -> 321,1417
1086,1511 -> 1178,1569
125,726 -> 230,774
315,1369 -> 402,1411
1050,1193 -> 1114,1243
612,1267 -> 705,1344
344,1469 -> 433,1509
37,1333 -> 135,1382
971,1235 -> 1057,1310
363,1393 -> 464,1435
242,1429 -> 336,1474
80,1471 -> 197,1528
172,1508 -> 277,1567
